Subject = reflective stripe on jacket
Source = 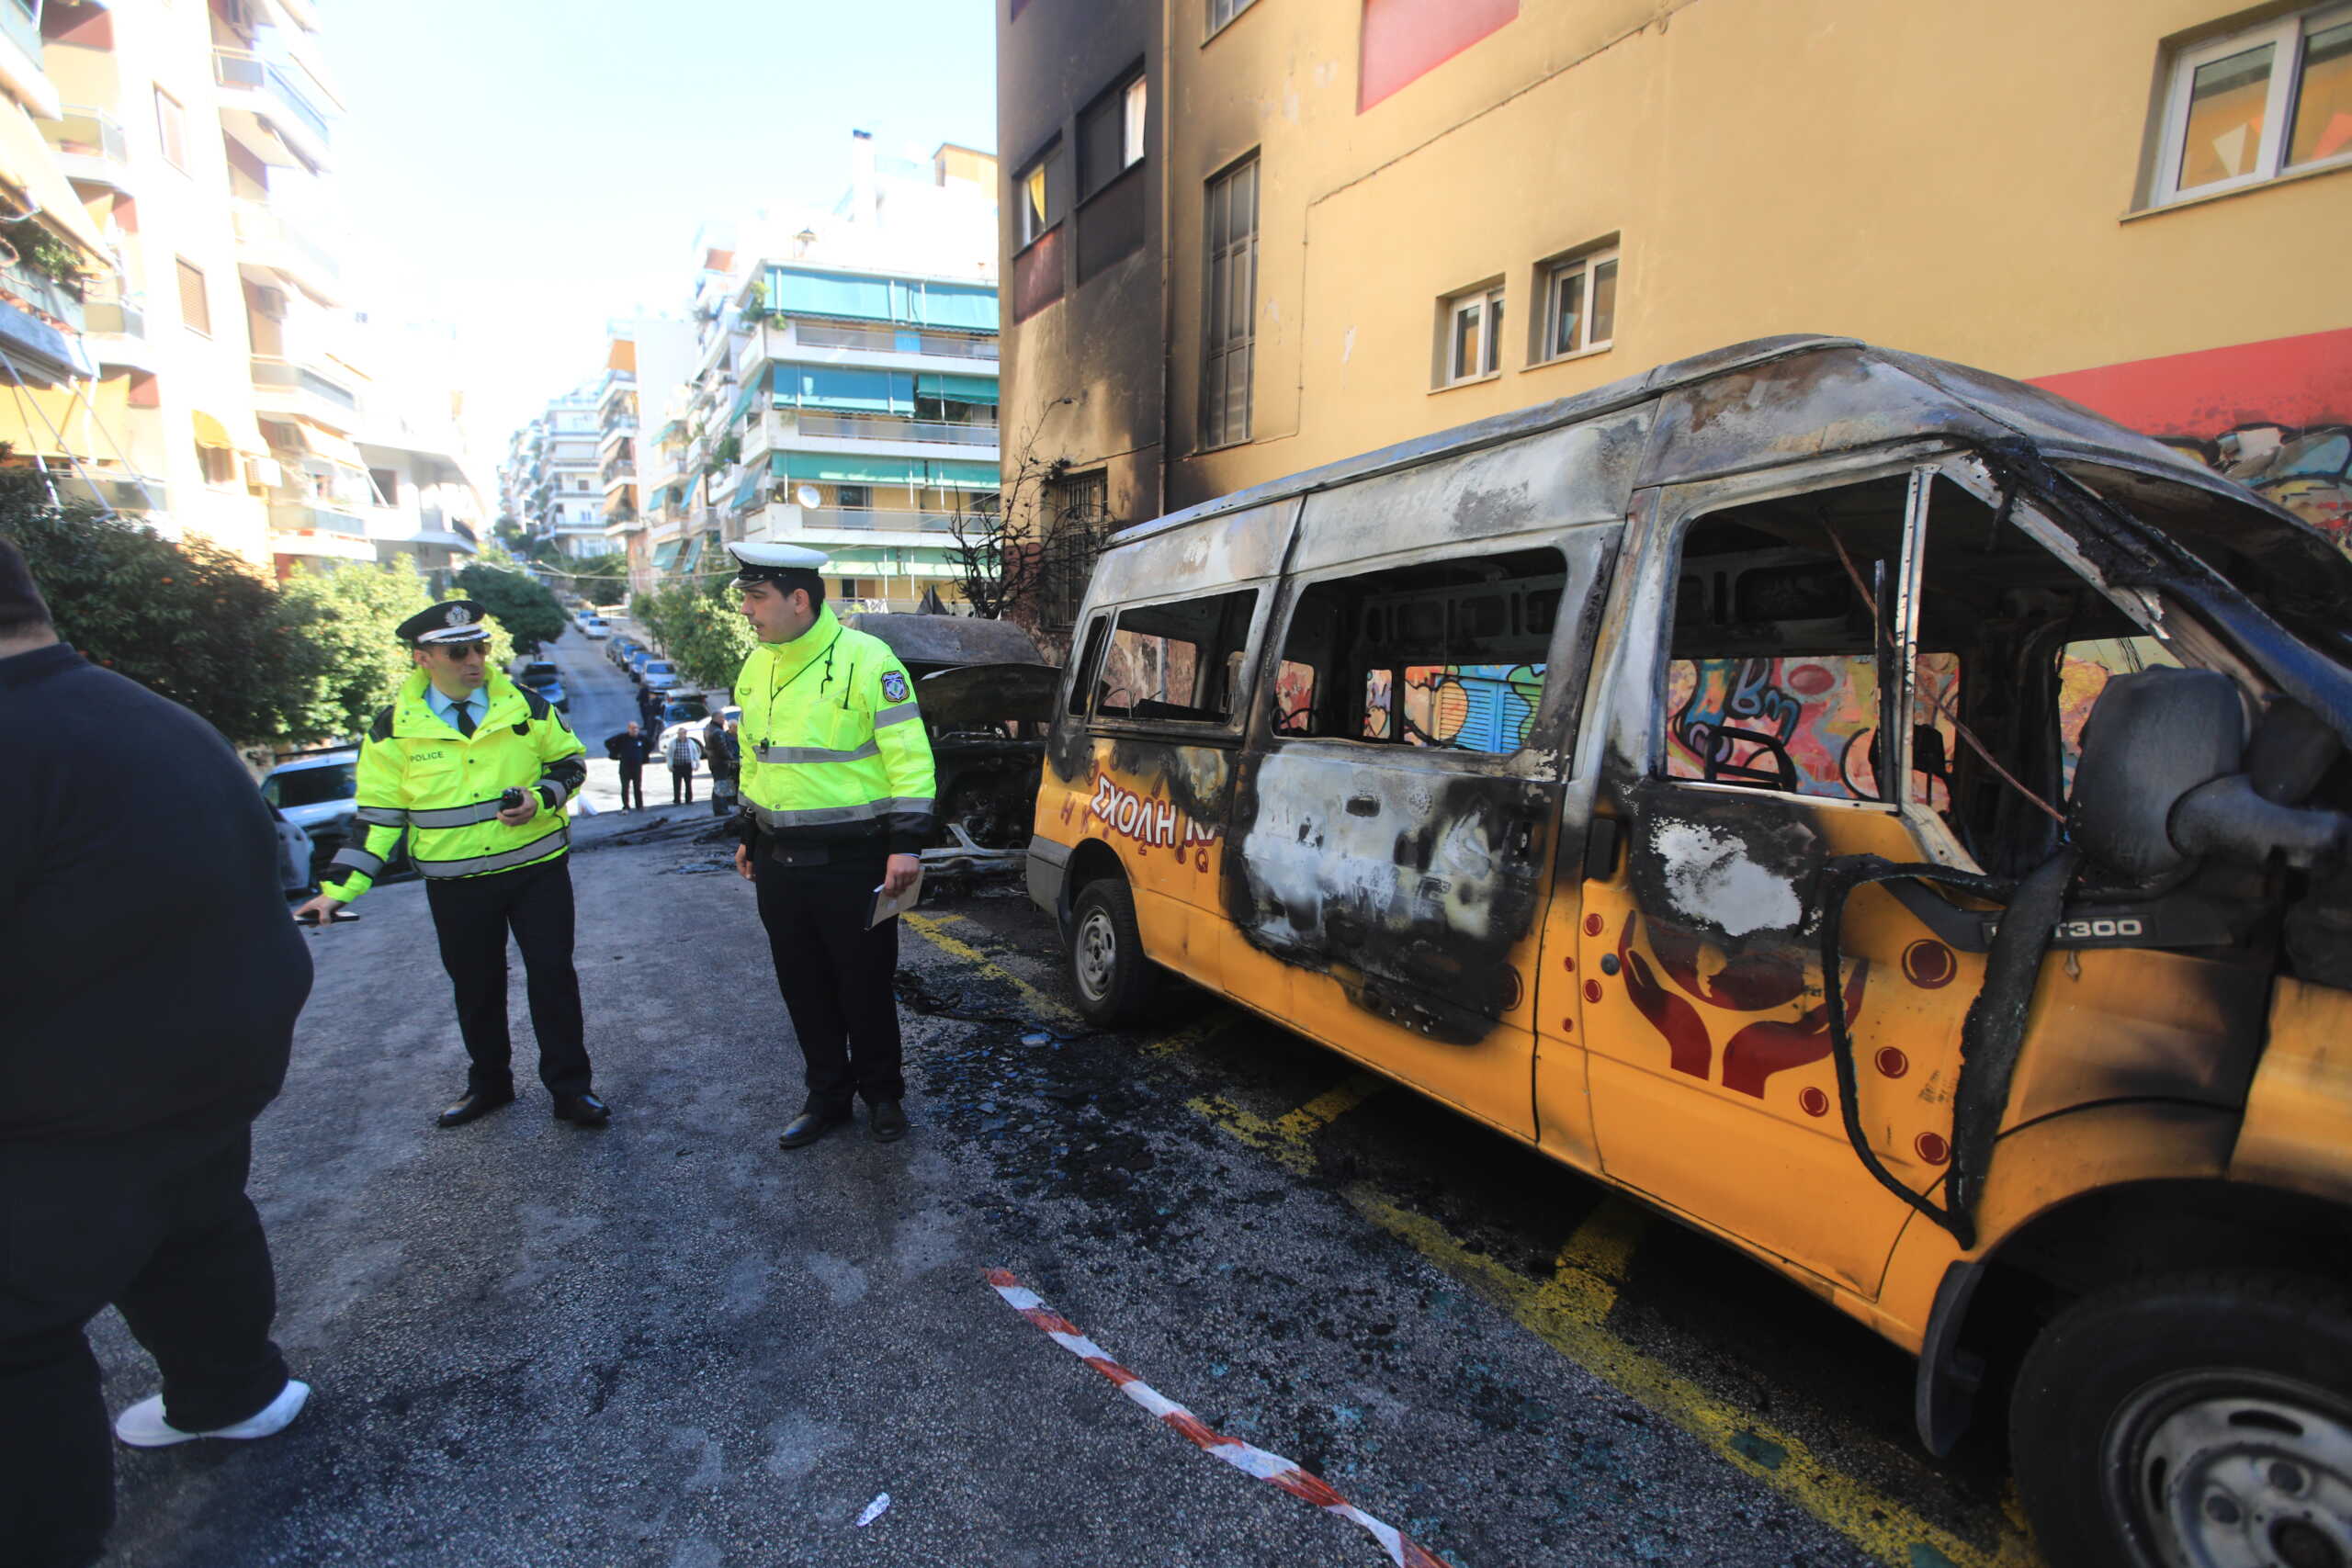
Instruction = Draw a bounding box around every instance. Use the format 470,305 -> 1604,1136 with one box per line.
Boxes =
734,607 -> 936,853
322,668 -> 588,900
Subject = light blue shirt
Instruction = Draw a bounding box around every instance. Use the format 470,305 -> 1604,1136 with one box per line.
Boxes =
424,683 -> 484,734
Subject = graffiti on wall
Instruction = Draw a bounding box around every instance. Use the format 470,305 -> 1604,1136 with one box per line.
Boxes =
2166,423 -> 2352,549
1665,654 -> 1960,804
1365,662 -> 1546,751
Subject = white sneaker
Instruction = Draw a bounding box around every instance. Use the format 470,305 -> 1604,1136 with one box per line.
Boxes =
113,1379 -> 310,1449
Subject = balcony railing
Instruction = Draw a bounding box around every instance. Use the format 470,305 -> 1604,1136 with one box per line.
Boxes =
788,321 -> 1000,361
794,410 -> 1000,446
40,107 -> 130,170
251,355 -> 358,412
0,262 -> 85,335
82,281 -> 145,339
269,502 -> 366,536
213,49 -> 334,149
794,504 -> 962,535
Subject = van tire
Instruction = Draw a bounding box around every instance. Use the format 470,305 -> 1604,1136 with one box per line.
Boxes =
1069,875 -> 1155,1026
2007,1269 -> 2352,1568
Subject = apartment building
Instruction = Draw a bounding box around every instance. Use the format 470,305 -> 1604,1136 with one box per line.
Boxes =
596,310 -> 695,590
0,0 -> 481,582
654,136 -> 1003,612
530,386 -> 608,557
1000,0 -> 2352,561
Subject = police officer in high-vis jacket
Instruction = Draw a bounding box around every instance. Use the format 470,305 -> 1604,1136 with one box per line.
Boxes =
726,543 -> 933,1149
294,601 -> 610,1130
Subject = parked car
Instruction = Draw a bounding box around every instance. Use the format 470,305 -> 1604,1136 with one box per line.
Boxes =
638,659 -> 680,694
260,749 -> 359,862
624,648 -> 660,682
610,637 -> 643,668
514,660 -> 569,713
1025,333 -> 2352,1568
655,695 -> 718,754
582,616 -> 611,639
266,804 -> 312,897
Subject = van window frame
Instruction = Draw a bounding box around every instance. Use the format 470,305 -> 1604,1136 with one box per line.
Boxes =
1073,581 -> 1275,741
1252,525 -> 1619,774
1642,449 -> 2175,871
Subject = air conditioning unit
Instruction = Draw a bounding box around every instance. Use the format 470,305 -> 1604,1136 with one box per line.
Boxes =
252,286 -> 288,320
245,456 -> 283,491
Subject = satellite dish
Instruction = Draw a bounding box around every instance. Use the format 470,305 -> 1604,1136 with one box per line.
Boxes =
795,484 -> 822,508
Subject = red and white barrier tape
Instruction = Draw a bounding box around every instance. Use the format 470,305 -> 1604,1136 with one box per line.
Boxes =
983,1268 -> 1450,1568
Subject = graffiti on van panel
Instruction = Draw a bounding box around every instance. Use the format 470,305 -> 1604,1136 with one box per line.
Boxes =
1615,911 -> 1871,1099
1364,663 -> 1546,750
1666,655 -> 1959,806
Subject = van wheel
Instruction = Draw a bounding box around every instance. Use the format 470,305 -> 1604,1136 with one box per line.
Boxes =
1069,876 -> 1155,1025
2008,1270 -> 2352,1568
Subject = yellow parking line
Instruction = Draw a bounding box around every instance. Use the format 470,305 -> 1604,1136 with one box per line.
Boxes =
904,912 -> 1078,1027
1350,1193 -> 2041,1568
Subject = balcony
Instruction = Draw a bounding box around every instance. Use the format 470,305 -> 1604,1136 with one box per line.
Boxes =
213,47 -> 333,172
742,407 -> 1001,464
40,107 -> 132,190
232,202 -> 342,302
746,319 -> 1000,371
251,355 -> 359,422
55,470 -> 166,514
797,411 -> 998,447
269,502 -> 366,536
0,259 -> 85,336
742,501 -> 965,539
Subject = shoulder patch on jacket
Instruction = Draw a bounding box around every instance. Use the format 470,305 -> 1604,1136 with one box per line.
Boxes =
880,669 -> 910,705
368,705 -> 395,742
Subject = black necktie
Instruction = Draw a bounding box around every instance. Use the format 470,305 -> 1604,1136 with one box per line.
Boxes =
454,701 -> 476,738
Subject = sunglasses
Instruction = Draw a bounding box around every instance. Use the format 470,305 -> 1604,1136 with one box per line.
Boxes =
426,640 -> 489,658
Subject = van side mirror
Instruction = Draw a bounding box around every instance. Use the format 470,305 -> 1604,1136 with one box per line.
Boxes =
2072,669 -> 2348,881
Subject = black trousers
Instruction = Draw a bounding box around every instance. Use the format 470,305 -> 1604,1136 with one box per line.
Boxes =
424,856 -> 594,1098
617,765 -> 644,810
753,845 -> 904,1111
670,765 -> 694,804
0,1127 -> 288,1568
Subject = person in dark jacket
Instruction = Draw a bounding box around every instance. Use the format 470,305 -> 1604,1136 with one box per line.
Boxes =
0,538 -> 314,1568
604,721 -> 653,810
704,713 -> 740,818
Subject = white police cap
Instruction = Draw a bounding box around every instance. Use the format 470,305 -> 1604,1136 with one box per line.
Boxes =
727,540 -> 830,583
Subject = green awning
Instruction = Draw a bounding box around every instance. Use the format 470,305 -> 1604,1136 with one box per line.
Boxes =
784,365 -> 913,415
775,451 -> 918,487
731,466 -> 764,513
652,540 -> 683,570
763,266 -> 1000,333
919,458 -> 1000,492
915,373 -> 998,406
726,383 -> 761,430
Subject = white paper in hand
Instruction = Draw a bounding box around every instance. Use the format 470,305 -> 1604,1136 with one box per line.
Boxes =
869,865 -> 922,928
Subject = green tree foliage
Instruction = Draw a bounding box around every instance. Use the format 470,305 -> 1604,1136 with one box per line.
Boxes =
454,560 -> 566,654
274,562 -> 434,739
633,579 -> 754,691
0,472 -> 321,741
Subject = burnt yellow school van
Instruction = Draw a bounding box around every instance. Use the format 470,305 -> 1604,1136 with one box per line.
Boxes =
1025,336 -> 2352,1568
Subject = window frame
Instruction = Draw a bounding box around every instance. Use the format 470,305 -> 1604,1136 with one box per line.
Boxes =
175,256 -> 209,336
1436,282 -> 1505,389
1260,533 -> 1611,769
2152,4 -> 2352,205
1074,584 -> 1272,738
1534,246 -> 1619,365
1014,142 -> 1063,250
1205,0 -> 1258,41
153,85 -> 187,173
1199,152 -> 1261,451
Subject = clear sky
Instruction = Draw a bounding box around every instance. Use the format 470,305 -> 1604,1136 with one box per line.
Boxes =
321,0 -> 999,475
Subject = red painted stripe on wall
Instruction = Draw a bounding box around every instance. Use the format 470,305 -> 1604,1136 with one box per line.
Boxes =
1359,0 -> 1521,113
2029,328 -> 2352,437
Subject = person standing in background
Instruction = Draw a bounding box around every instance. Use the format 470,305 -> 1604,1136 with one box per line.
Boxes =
0,538 -> 313,1568
604,721 -> 652,811
666,727 -> 701,805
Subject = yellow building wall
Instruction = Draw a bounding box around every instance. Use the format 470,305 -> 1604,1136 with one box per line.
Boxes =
1163,0 -> 2352,533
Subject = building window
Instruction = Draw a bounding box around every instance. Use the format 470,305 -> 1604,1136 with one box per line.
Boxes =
2154,5 -> 2352,204
197,443 -> 235,487
1123,76 -> 1148,166
153,86 -> 187,172
1042,468 -> 1107,631
1438,283 -> 1504,388
1079,70 -> 1148,197
1200,155 -> 1259,449
369,467 -> 400,506
175,258 -> 209,335
1535,247 -> 1618,363
1208,0 -> 1257,38
1016,145 -> 1062,248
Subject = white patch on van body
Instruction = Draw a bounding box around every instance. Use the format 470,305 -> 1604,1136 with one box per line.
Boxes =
1651,820 -> 1801,937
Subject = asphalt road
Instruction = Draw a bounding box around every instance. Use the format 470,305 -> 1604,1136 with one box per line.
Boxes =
85,627 -> 2040,1568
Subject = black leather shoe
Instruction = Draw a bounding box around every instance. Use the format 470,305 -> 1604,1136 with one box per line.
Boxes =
777,1108 -> 847,1150
436,1088 -> 514,1128
552,1093 -> 611,1127
868,1100 -> 909,1143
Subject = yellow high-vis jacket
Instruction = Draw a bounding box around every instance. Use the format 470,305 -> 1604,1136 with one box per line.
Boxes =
734,607 -> 936,853
321,668 -> 588,900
